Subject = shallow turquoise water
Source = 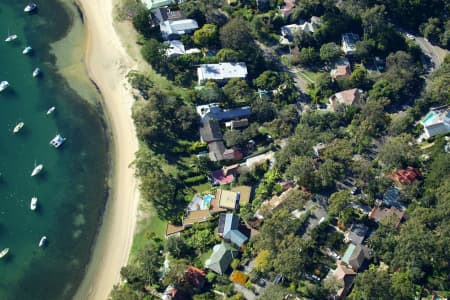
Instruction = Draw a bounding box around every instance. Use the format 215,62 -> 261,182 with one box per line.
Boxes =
0,1 -> 110,299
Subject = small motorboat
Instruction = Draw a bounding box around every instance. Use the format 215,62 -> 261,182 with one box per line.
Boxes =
0,81 -> 9,92
22,46 -> 32,54
49,134 -> 66,148
46,106 -> 55,115
0,248 -> 9,258
30,197 -> 38,210
32,67 -> 41,77
38,236 -> 47,247
5,34 -> 17,42
24,2 -> 37,13
31,163 -> 43,177
13,122 -> 24,133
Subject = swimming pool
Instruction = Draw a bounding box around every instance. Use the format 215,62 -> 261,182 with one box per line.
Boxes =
422,111 -> 436,125
202,194 -> 213,209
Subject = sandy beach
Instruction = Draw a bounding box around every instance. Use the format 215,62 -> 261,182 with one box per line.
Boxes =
73,0 -> 140,299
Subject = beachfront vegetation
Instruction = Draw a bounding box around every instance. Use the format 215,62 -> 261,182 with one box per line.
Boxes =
112,0 -> 450,298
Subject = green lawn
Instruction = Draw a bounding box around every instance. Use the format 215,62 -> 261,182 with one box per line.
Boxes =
129,201 -> 167,262
298,70 -> 326,84
199,249 -> 213,265
193,182 -> 212,193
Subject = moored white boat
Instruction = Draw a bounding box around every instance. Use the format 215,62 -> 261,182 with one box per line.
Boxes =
0,81 -> 9,92
31,163 -> 43,177
49,134 -> 66,148
46,106 -> 55,115
13,122 -> 24,133
22,46 -> 32,54
38,236 -> 47,247
32,67 -> 41,77
5,34 -> 17,42
0,248 -> 9,258
30,197 -> 38,210
24,2 -> 37,13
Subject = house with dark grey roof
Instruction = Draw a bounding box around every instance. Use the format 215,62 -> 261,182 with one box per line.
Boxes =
199,120 -> 223,143
344,224 -> 369,245
382,186 -> 404,209
205,243 -> 239,274
341,244 -> 372,272
208,141 -> 227,161
196,103 -> 252,122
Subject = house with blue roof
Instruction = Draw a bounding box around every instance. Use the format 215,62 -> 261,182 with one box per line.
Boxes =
218,213 -> 248,248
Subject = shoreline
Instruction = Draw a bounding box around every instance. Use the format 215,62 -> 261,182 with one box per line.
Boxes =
73,0 -> 140,299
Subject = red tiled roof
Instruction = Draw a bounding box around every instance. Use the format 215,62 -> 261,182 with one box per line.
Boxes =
388,167 -> 420,186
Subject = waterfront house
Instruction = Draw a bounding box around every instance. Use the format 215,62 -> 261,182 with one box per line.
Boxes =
142,0 -> 174,10
196,103 -> 251,122
150,8 -> 184,27
160,19 -> 199,40
164,40 -> 201,58
197,63 -> 248,85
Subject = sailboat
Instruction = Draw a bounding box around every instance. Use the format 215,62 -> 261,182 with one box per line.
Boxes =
5,28 -> 17,42
31,161 -> 43,177
38,236 -> 47,247
0,248 -> 9,258
30,197 -> 38,210
0,81 -> 9,92
22,46 -> 33,55
13,122 -> 24,134
24,2 -> 37,13
46,106 -> 55,115
32,67 -> 41,77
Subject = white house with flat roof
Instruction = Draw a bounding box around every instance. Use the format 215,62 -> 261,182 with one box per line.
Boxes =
141,0 -> 174,10
197,63 -> 248,85
164,40 -> 201,58
160,19 -> 199,40
420,106 -> 450,139
342,33 -> 359,55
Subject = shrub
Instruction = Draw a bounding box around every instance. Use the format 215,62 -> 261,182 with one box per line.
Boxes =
230,270 -> 249,285
184,175 -> 207,185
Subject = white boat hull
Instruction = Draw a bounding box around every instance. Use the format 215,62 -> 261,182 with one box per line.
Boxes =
31,164 -> 43,177
0,248 -> 9,258
5,35 -> 17,42
30,197 -> 38,210
39,236 -> 47,247
46,107 -> 55,115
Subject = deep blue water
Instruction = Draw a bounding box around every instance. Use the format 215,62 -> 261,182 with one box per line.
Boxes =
0,1 -> 110,299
